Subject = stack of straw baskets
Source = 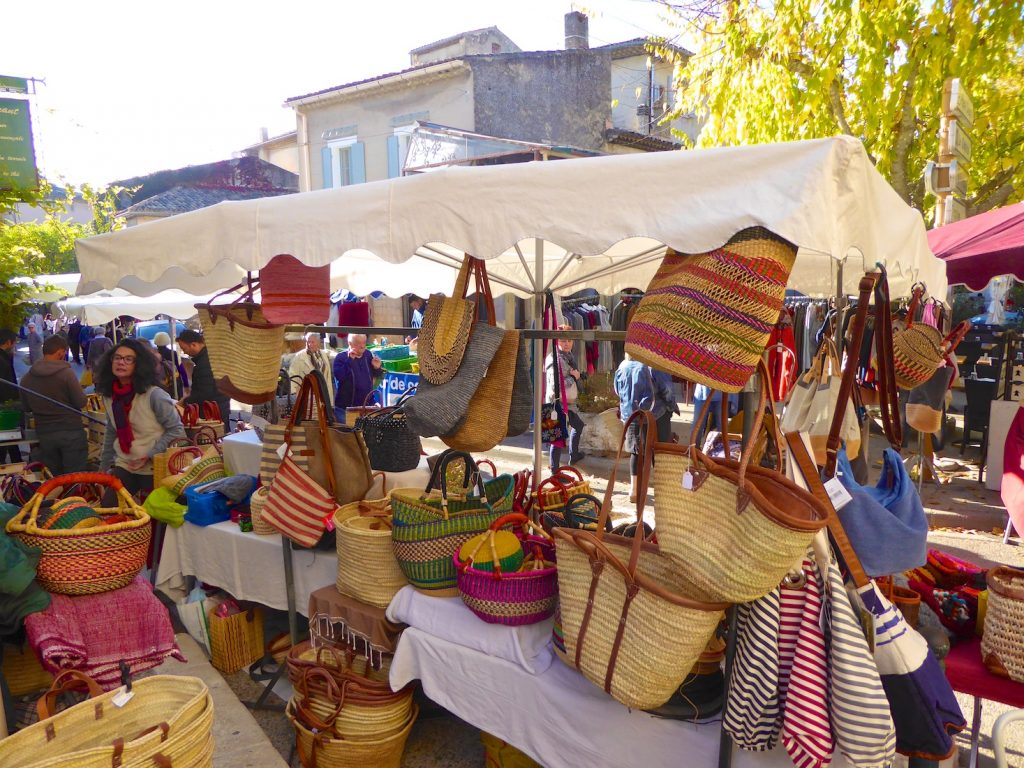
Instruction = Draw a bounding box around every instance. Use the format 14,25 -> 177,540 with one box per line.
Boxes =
0,672 -> 215,768
286,642 -> 417,768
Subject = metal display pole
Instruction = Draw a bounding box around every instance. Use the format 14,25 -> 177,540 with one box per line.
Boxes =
533,240 -> 545,484
245,537 -> 297,713
169,319 -> 179,400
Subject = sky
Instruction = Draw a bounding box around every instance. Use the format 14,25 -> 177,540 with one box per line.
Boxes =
1,0 -> 689,188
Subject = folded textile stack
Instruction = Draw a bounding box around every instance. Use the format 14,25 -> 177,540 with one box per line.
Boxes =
24,575 -> 185,689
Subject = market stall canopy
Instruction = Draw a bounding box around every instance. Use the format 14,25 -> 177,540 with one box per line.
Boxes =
76,136 -> 945,299
11,273 -> 81,303
56,288 -> 232,325
928,202 -> 1024,291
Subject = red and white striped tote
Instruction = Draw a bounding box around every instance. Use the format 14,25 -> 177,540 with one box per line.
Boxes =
261,455 -> 337,548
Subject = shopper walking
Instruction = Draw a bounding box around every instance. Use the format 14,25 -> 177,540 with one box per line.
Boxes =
331,333 -> 380,418
20,335 -> 89,474
96,338 -> 186,503
0,329 -> 23,464
26,323 -> 43,364
614,353 -> 656,503
177,329 -> 231,434
67,318 -> 83,364
86,327 -> 113,375
546,326 -> 586,472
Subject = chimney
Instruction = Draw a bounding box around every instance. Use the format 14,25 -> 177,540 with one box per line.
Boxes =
565,11 -> 589,50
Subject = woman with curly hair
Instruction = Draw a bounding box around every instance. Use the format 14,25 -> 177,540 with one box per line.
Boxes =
95,337 -> 186,502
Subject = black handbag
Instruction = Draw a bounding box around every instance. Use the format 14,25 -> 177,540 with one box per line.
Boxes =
357,389 -> 422,472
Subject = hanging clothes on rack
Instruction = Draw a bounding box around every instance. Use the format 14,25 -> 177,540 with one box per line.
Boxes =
766,312 -> 798,403
611,290 -> 644,369
561,290 -> 614,374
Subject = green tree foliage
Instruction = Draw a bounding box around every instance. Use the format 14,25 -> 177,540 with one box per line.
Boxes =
653,0 -> 1024,220
0,182 -> 129,329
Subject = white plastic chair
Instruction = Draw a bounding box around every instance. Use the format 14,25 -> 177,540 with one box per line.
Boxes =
993,708 -> 1024,768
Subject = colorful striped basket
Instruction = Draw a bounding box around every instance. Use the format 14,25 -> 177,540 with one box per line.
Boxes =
455,514 -> 559,626
6,473 -> 151,596
625,227 -> 797,393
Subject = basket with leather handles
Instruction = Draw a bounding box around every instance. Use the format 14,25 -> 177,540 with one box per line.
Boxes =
285,641 -> 395,692
891,283 -> 969,391
194,279 -> 285,405
182,401 -> 225,441
357,389 -> 421,472
533,466 -> 591,512
152,438 -> 193,487
288,696 -> 417,768
0,670 -> 214,768
455,513 -> 559,626
6,473 -> 151,595
291,664 -> 414,744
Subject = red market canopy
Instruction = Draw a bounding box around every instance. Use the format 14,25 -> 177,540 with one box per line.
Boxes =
929,202 -> 1024,290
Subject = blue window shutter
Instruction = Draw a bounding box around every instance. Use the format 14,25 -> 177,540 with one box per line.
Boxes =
351,142 -> 366,184
321,147 -> 333,189
386,135 -> 400,178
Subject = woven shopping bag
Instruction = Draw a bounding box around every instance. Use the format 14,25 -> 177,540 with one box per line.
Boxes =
442,327 -> 522,452
208,605 -> 264,673
506,334 -> 533,437
359,389 -> 422,472
262,454 -> 339,548
554,410 -> 729,709
404,322 -> 505,438
417,256 -> 480,385
334,497 -> 409,608
652,361 -> 828,604
194,281 -> 285,405
625,226 -> 797,393
390,451 -> 502,596
981,566 -> 1024,682
258,253 -> 331,324
0,671 -> 214,768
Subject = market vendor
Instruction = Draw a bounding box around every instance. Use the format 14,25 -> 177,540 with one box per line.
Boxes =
96,337 -> 186,503
333,333 -> 383,419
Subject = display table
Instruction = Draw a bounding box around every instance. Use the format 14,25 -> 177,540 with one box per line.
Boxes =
222,430 -> 262,477
155,519 -> 336,613
389,590 -> 853,768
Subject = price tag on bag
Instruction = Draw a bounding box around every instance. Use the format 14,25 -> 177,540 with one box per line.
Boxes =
276,442 -> 289,460
682,471 -> 694,491
112,687 -> 134,708
824,477 -> 853,511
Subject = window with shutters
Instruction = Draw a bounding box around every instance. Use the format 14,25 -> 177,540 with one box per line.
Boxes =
387,125 -> 417,178
321,135 -> 366,188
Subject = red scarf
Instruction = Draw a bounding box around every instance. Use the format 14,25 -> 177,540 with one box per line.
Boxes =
111,380 -> 136,454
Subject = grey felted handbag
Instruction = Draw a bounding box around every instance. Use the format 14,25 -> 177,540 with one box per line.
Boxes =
506,334 -> 533,437
404,322 -> 505,437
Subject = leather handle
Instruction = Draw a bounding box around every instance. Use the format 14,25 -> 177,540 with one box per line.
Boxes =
873,267 -> 903,449
785,431 -> 870,588
824,273 -> 878,476
37,670 -> 104,721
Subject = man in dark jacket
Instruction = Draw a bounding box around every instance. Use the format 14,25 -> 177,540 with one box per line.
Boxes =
177,329 -> 231,433
20,335 -> 89,474
0,328 -> 23,464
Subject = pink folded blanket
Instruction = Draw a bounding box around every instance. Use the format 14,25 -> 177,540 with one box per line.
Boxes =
25,576 -> 185,689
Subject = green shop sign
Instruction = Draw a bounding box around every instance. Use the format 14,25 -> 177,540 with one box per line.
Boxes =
0,76 -> 29,95
0,97 -> 38,191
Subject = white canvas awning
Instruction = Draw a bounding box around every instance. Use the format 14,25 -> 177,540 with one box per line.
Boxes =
76,137 -> 946,300
56,288 -> 232,325
11,273 -> 82,303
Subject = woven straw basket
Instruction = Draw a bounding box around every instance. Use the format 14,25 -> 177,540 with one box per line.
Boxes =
250,486 -> 276,535
893,324 -> 944,390
554,527 -> 728,710
442,329 -> 520,452
6,472 -> 151,596
286,642 -> 394,690
292,665 -> 414,743
289,699 -> 417,768
208,606 -> 264,674
0,673 -> 214,768
417,258 -> 476,385
625,227 -> 797,393
0,644 -> 52,696
982,566 -> 1024,682
335,499 -> 409,608
196,301 -> 284,405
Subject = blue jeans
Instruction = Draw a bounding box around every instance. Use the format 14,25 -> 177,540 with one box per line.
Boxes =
549,409 -> 584,470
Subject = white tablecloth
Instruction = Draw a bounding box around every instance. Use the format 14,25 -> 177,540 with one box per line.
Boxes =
390,628 -> 854,768
221,429 -> 432,494
155,520 -> 336,614
222,430 -> 263,477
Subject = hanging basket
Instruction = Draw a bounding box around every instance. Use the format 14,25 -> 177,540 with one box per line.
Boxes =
196,290 -> 284,405
6,473 -> 151,596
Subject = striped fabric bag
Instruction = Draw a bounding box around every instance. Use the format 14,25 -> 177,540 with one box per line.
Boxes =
261,455 -> 338,548
723,589 -> 782,750
259,423 -> 310,485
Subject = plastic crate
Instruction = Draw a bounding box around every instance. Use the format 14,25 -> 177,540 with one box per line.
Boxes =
184,482 -> 233,527
382,356 -> 418,373
368,344 -> 410,361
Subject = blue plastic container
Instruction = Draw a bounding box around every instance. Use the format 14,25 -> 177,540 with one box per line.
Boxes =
184,484 -> 232,527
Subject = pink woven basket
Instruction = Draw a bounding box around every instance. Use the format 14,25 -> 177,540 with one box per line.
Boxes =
455,513 -> 558,626
259,254 -> 331,324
